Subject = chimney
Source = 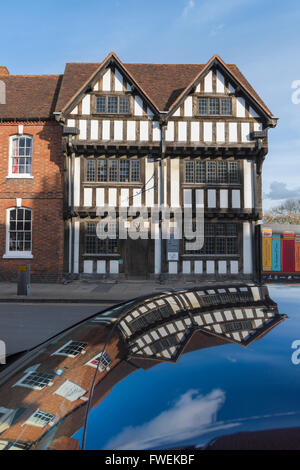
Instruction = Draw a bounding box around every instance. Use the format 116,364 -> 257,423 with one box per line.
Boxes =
0,66 -> 9,76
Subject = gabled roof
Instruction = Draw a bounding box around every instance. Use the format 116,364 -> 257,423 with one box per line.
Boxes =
0,75 -> 62,120
57,52 -> 162,115
55,53 -> 273,117
0,53 -> 274,120
166,54 -> 273,117
55,61 -> 206,113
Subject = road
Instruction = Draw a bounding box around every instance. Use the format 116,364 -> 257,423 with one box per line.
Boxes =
0,303 -> 113,357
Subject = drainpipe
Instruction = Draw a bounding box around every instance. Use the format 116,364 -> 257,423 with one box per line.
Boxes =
157,115 -> 167,280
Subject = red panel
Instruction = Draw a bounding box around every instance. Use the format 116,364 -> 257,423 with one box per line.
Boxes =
282,234 -> 295,272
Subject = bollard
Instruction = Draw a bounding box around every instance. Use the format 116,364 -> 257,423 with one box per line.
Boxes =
17,265 -> 30,296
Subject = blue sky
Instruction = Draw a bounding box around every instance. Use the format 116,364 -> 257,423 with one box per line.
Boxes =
1,0 -> 300,211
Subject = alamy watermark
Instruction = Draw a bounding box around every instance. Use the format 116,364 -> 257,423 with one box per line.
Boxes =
95,205 -> 204,251
291,340 -> 300,365
291,80 -> 300,104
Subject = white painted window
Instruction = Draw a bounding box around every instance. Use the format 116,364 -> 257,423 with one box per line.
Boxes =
52,340 -> 87,358
14,371 -> 55,390
86,351 -> 112,371
8,135 -> 33,178
4,207 -> 32,259
25,409 -> 56,428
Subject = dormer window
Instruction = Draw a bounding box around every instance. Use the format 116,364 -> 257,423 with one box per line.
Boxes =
197,97 -> 232,115
96,95 -> 130,114
8,135 -> 33,177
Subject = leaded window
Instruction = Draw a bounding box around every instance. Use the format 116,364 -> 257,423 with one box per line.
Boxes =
96,96 -> 130,114
98,160 -> 107,182
185,161 -> 194,183
85,222 -> 119,255
96,96 -> 106,113
131,160 -> 140,182
197,98 -> 208,114
229,162 -> 239,183
224,320 -> 252,332
221,98 -> 232,114
86,159 -> 96,182
197,97 -> 232,115
107,96 -> 118,113
185,223 -> 238,255
119,96 -> 130,114
184,161 -> 239,184
207,161 -> 217,183
195,161 -> 206,183
85,159 -> 140,183
108,160 -> 118,182
217,161 -> 228,183
210,98 -> 219,114
120,160 -> 130,182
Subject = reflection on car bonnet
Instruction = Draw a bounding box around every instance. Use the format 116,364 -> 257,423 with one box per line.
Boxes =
0,284 -> 286,450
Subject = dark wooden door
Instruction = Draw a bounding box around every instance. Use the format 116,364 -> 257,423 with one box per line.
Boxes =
125,239 -> 153,277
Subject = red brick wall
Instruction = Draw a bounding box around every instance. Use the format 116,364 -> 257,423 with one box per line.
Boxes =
0,121 -> 64,281
0,325 -> 127,448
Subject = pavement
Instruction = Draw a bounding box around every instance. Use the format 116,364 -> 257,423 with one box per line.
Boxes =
0,279 -> 210,304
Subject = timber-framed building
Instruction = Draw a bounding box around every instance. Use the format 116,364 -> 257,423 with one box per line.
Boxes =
0,53 -> 277,281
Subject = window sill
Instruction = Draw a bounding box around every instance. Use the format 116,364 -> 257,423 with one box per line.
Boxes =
6,175 -> 34,180
182,183 -> 241,186
3,253 -> 33,259
182,254 -> 239,258
195,114 -> 233,118
92,113 -> 132,117
82,181 -> 142,186
83,254 -> 120,257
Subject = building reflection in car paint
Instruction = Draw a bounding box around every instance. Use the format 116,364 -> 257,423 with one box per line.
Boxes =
0,284 -> 293,450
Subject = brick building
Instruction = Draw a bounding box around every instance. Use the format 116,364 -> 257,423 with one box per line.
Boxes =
0,68 -> 64,281
0,53 -> 277,281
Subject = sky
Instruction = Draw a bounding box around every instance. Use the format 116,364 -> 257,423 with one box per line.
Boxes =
1,0 -> 300,211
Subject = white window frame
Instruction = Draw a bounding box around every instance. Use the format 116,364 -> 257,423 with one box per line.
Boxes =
24,409 -> 56,428
86,351 -> 112,371
52,340 -> 87,358
13,371 -> 54,390
7,134 -> 34,179
3,207 -> 33,259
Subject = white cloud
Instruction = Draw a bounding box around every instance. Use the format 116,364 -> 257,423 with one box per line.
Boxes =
264,181 -> 300,201
104,388 -> 238,450
182,0 -> 195,17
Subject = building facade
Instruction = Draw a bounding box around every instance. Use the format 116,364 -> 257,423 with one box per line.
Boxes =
0,53 -> 277,281
0,69 -> 64,281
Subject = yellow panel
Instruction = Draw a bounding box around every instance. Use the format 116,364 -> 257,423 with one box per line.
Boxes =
262,237 -> 272,271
